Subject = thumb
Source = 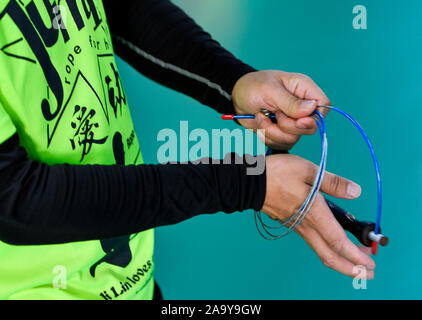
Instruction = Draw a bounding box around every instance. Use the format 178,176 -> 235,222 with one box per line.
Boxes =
320,171 -> 362,200
275,90 -> 317,118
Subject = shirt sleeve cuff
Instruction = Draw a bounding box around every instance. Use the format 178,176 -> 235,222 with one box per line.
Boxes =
217,63 -> 257,115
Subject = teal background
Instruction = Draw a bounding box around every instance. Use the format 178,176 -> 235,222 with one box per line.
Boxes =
116,0 -> 422,299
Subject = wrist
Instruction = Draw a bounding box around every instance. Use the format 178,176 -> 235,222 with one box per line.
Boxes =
216,153 -> 267,213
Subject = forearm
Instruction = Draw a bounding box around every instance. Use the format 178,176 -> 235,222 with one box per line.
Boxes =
0,133 -> 265,245
103,0 -> 256,114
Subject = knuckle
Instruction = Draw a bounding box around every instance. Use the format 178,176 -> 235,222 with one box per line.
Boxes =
329,174 -> 342,193
299,73 -> 311,80
315,192 -> 325,204
277,119 -> 291,132
294,222 -> 307,234
285,72 -> 298,80
321,254 -> 336,269
306,194 -> 325,224
287,96 -> 299,112
328,238 -> 345,253
292,72 -> 304,79
304,160 -> 317,179
308,125 -> 318,135
257,118 -> 270,129
293,185 -> 311,213
286,101 -> 297,117
284,134 -> 300,145
291,72 -> 311,83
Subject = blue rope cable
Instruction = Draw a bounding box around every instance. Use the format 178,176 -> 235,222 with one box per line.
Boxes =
319,106 -> 382,234
255,110 -> 327,239
256,106 -> 382,238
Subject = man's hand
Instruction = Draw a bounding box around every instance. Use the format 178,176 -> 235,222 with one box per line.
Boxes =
263,154 -> 376,278
232,70 -> 331,150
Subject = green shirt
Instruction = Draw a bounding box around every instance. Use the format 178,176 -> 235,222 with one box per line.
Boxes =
0,0 -> 154,299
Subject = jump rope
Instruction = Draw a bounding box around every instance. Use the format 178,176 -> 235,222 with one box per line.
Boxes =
222,106 -> 388,255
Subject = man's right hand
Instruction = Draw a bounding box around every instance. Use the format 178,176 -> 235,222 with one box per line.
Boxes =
262,154 -> 376,278
232,70 -> 331,150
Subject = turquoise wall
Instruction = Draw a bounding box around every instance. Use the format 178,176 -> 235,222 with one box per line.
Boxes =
116,0 -> 422,299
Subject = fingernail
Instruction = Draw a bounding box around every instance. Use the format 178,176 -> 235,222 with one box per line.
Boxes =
300,100 -> 316,110
296,120 -> 308,129
347,182 -> 361,198
367,261 -> 376,270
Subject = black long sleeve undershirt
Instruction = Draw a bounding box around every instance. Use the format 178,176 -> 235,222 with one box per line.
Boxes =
103,0 -> 257,114
0,133 -> 266,245
0,1 -> 266,245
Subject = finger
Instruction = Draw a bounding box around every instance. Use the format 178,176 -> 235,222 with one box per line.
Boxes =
316,105 -> 330,118
296,224 -> 374,279
294,105 -> 331,131
272,91 -> 317,119
255,112 -> 299,149
306,195 -> 376,271
293,107 -> 329,131
295,116 -> 319,130
281,73 -> 331,108
359,246 -> 373,255
275,111 -> 317,135
302,165 -> 361,200
263,81 -> 318,118
262,137 -> 291,151
317,170 -> 362,200
255,125 -> 294,151
256,131 -> 287,150
278,72 -> 332,118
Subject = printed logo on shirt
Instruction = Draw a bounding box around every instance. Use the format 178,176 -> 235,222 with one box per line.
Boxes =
0,0 -> 135,163
0,1 -> 148,294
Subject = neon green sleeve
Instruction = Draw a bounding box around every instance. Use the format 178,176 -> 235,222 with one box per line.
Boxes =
0,101 -> 16,144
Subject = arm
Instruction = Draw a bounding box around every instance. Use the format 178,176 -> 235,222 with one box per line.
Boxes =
0,132 -> 375,279
102,1 -> 332,150
103,0 -> 256,115
100,1 -> 377,278
0,1 -> 376,279
0,133 -> 265,245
